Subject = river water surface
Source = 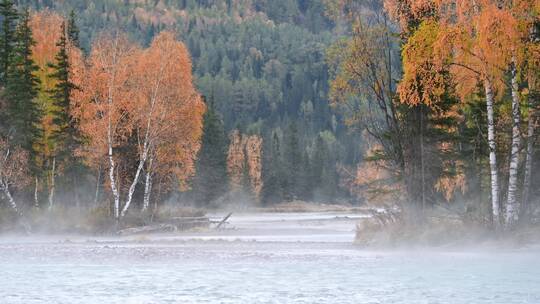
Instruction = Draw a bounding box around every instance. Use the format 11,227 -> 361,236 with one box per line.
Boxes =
1,212 -> 539,303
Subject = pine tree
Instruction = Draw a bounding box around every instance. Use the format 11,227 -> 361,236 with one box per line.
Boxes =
67,10 -> 80,48
4,8 -> 42,155
48,21 -> 78,156
0,0 -> 17,85
262,131 -> 284,205
192,96 -> 229,206
284,121 -> 302,200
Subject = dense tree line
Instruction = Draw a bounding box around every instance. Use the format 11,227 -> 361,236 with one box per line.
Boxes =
328,0 -> 540,230
1,1 -> 358,229
0,2 -> 206,226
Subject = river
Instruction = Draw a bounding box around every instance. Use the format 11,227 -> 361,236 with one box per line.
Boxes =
1,212 -> 539,303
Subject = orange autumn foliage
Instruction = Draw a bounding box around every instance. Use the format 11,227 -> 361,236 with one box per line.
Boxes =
227,130 -> 245,191
74,31 -> 204,195
384,0 -> 441,34
74,32 -> 138,167
436,0 -> 521,99
245,135 -> 263,198
134,31 -> 205,190
353,143 -> 403,204
227,130 -> 263,200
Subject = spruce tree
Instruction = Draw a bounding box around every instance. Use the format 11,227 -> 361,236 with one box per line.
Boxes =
0,0 -> 17,85
48,22 -> 78,153
192,97 -> 229,206
67,10 -> 80,48
4,8 -> 42,155
284,121 -> 302,200
262,131 -> 284,205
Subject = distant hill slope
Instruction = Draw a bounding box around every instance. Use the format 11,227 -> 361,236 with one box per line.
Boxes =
20,0 -> 363,201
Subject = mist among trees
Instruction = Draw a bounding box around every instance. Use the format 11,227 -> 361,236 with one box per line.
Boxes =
0,0 -> 539,237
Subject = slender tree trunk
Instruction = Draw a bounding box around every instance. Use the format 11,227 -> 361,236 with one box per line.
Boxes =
108,120 -> 120,220
120,145 -> 149,217
521,95 -> 537,219
34,177 -> 39,208
94,165 -> 101,206
142,157 -> 153,212
485,80 -> 501,229
420,106 -> 426,214
74,176 -> 80,210
506,61 -> 521,229
48,157 -> 56,210
1,180 -> 22,216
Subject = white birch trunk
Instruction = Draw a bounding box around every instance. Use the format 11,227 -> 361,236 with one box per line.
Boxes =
505,61 -> 521,228
142,157 -> 153,212
485,80 -> 501,229
1,180 -> 21,216
108,136 -> 120,220
120,64 -> 163,218
34,177 -> 39,208
104,36 -> 121,221
120,146 -> 148,217
48,157 -> 56,210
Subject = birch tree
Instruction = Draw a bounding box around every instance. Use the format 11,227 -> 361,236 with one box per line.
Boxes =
0,136 -> 30,216
123,31 -> 204,215
435,0 -> 518,229
517,0 -> 540,218
75,32 -> 138,220
75,31 -> 204,219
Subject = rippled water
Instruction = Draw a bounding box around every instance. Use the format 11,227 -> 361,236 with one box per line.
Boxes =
1,212 -> 539,303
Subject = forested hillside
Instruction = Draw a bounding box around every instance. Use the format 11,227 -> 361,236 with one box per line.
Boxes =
22,0 -> 361,204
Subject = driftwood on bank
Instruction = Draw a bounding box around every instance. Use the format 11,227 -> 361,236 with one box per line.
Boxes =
117,216 -> 210,235
118,223 -> 178,235
215,212 -> 232,229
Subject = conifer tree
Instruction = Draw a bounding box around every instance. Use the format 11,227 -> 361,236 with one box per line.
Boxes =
4,8 -> 42,155
67,10 -> 79,48
284,122 -> 302,200
262,131 -> 284,205
0,0 -> 17,84
48,21 -> 78,157
192,96 -> 229,206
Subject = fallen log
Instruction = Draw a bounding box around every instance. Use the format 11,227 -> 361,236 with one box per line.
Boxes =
117,223 -> 178,236
215,212 -> 232,229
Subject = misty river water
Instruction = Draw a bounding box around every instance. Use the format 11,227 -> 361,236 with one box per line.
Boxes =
1,212 -> 539,303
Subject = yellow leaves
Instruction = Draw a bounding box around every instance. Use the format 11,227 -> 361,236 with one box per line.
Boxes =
29,10 -> 64,157
384,0 -> 440,34
434,160 -> 467,201
398,20 -> 447,108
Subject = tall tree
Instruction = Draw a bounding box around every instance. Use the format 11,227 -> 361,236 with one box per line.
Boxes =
47,21 -> 82,208
192,96 -> 229,206
435,0 -> 519,229
0,0 -> 17,85
284,122 -> 302,200
48,21 -> 79,163
262,132 -> 285,205
67,10 -> 80,48
75,31 -> 204,219
4,8 -> 42,156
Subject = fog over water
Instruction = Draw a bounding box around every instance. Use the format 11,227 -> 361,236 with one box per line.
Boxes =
1,212 -> 539,304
